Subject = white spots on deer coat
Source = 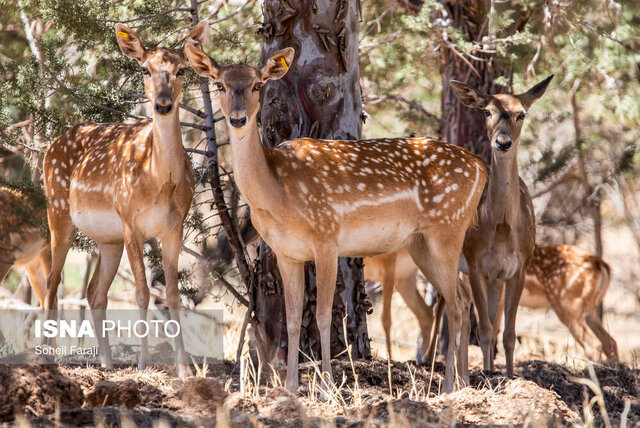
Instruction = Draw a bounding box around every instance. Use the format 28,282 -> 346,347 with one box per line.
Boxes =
299,182 -> 308,195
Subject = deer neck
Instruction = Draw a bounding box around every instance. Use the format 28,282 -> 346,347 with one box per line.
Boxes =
228,118 -> 284,212
150,110 -> 185,186
486,150 -> 520,226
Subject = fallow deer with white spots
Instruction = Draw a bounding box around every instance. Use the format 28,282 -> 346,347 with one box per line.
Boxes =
492,244 -> 618,362
185,42 -> 487,393
42,22 -> 209,377
0,187 -> 50,308
450,76 -> 553,377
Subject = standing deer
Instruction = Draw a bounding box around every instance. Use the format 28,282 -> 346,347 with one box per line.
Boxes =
185,42 -> 487,393
42,22 -> 210,377
450,76 -> 553,376
0,187 -> 50,308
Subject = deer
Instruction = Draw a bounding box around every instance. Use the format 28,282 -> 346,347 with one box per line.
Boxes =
491,244 -> 618,362
449,76 -> 553,377
184,42 -> 487,394
42,21 -> 210,378
0,187 -> 51,308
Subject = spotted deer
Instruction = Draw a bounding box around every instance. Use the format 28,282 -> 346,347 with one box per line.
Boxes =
492,244 -> 618,361
185,42 -> 487,393
42,22 -> 210,377
0,187 -> 51,308
450,76 -> 553,377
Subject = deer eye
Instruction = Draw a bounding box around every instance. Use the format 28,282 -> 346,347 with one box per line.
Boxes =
177,68 -> 186,76
140,67 -> 150,76
517,112 -> 526,121
482,109 -> 491,118
215,82 -> 225,92
253,82 -> 263,92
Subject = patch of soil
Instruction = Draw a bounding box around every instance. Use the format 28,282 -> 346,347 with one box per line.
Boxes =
0,359 -> 84,422
85,379 -> 141,408
164,377 -> 227,418
429,378 -> 579,425
518,360 -> 640,426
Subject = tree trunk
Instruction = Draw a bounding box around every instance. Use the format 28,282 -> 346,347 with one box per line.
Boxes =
439,1 -> 513,162
252,0 -> 371,364
571,85 -> 604,318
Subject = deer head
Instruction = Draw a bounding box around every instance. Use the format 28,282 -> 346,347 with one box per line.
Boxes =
450,76 -> 553,155
115,21 -> 209,116
184,43 -> 295,129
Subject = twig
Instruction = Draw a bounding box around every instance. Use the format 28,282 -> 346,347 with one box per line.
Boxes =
364,94 -> 440,122
185,148 -> 208,155
95,8 -> 195,24
182,246 -> 249,307
583,22 -> 640,55
444,42 -> 481,78
207,0 -> 255,25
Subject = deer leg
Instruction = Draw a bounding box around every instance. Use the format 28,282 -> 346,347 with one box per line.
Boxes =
503,271 -> 525,377
485,281 -> 503,370
86,243 -> 123,369
396,274 -> 434,364
549,296 -> 605,361
314,245 -> 339,391
457,277 -> 471,381
44,218 -> 76,312
39,244 -> 51,282
123,226 -> 150,371
467,267 -> 494,372
424,294 -> 445,364
161,228 -> 192,378
585,310 -> 619,361
24,257 -> 45,309
407,233 -> 467,392
381,265 -> 395,362
277,256 -> 305,393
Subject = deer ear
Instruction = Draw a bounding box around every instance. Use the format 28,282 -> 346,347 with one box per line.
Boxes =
260,48 -> 295,82
450,80 -> 491,109
115,24 -> 146,63
185,43 -> 221,79
518,75 -> 553,110
186,21 -> 209,47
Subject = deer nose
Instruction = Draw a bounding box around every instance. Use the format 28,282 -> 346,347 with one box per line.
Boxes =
155,94 -> 173,115
495,134 -> 512,151
496,140 -> 512,151
229,110 -> 247,128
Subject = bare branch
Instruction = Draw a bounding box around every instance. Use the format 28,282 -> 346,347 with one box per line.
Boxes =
182,246 -> 249,306
364,94 -> 440,122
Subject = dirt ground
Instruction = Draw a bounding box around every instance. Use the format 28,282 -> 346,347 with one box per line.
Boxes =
0,354 -> 637,427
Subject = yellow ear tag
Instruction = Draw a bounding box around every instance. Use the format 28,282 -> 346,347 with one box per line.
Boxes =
117,31 -> 129,39
279,57 -> 289,71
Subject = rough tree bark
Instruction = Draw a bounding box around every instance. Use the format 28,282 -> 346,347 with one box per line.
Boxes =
252,0 -> 371,363
439,0 -> 514,162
